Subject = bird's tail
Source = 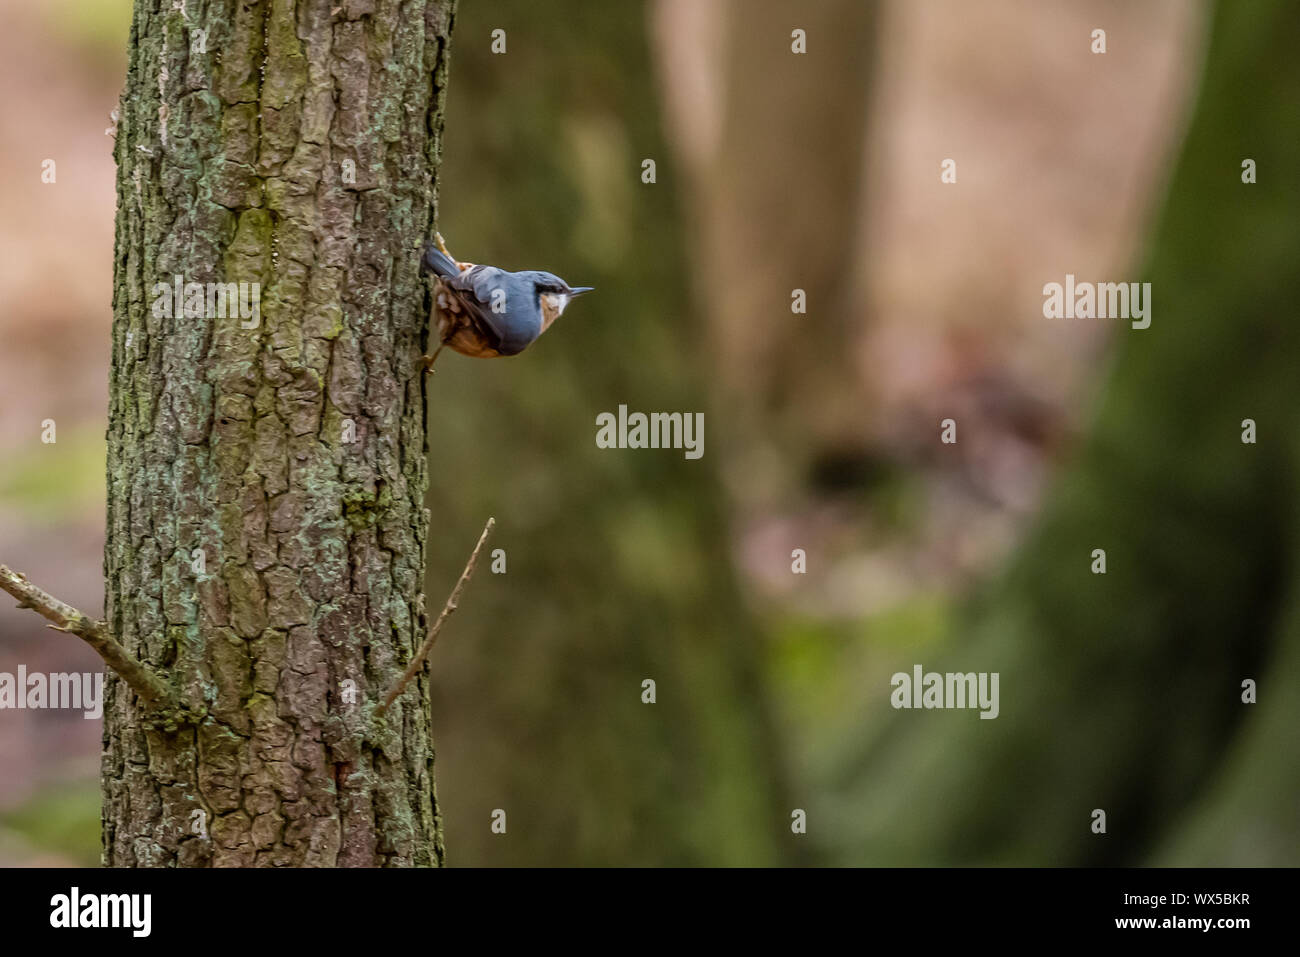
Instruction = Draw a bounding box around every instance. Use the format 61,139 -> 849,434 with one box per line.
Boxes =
421,245 -> 460,279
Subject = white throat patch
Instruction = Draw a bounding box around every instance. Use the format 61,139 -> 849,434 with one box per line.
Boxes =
540,292 -> 569,329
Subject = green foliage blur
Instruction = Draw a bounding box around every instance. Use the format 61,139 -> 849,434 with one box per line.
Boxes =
40,0 -> 133,66
426,0 -> 793,866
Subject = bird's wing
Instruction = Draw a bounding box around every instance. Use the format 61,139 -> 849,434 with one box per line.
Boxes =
441,265 -> 541,355
440,265 -> 514,351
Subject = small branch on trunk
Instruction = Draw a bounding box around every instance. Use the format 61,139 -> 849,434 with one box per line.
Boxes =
377,517 -> 495,716
0,563 -> 174,709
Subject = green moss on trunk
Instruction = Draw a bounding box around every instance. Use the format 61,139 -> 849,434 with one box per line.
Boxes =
104,0 -> 457,867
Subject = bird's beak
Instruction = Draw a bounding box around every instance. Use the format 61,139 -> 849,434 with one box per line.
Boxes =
568,286 -> 595,296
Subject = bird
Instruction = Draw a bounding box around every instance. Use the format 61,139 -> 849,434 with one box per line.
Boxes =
419,233 -> 593,371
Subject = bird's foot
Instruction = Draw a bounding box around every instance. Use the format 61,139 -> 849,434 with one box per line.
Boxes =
421,345 -> 446,374
434,232 -> 472,272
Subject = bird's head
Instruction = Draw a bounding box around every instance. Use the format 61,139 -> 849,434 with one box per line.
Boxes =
534,273 -> 594,330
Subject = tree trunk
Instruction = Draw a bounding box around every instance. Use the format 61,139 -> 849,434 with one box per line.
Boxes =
103,0 -> 457,867
667,0 -> 880,512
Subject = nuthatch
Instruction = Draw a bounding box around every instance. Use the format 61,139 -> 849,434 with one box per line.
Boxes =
420,233 -> 593,371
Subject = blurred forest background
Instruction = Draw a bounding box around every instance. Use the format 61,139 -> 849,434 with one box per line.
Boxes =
1,0 -> 1296,865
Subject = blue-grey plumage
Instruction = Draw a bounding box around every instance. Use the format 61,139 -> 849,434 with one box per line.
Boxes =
420,237 -> 593,370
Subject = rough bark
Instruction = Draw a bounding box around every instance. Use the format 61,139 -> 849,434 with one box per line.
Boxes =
103,0 -> 457,867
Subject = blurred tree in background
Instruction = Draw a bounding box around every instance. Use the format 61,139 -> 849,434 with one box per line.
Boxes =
427,0 -> 795,865
831,0 -> 1300,865
657,0 -> 881,515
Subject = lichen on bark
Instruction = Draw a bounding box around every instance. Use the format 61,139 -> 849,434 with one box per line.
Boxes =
104,0 -> 457,867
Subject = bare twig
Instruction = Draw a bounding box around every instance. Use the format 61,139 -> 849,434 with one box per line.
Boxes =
0,563 -> 173,709
377,517 -> 495,716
